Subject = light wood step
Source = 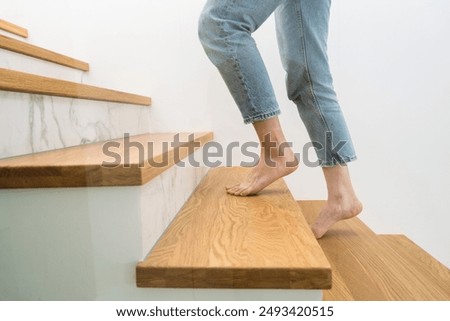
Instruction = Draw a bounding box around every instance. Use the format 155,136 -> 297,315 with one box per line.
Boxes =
0,34 -> 89,71
298,200 -> 450,300
379,234 -> 450,297
137,168 -> 331,289
0,132 -> 213,188
324,269 -> 354,301
298,200 -> 369,301
0,19 -> 28,38
0,68 -> 151,106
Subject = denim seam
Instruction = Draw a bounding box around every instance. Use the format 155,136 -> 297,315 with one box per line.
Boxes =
220,0 -> 281,119
295,1 -> 331,135
320,155 -> 357,167
244,109 -> 281,124
219,0 -> 259,114
296,1 -> 352,165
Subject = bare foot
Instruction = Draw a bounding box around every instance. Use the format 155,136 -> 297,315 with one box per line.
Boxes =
311,198 -> 363,238
226,149 -> 299,196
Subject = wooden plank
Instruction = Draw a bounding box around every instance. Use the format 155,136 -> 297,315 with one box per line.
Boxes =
137,168 -> 332,289
323,269 -> 354,301
380,235 -> 450,297
0,34 -> 89,71
298,204 -> 355,299
298,200 -> 450,300
0,132 -> 213,188
0,68 -> 151,106
299,201 -> 387,300
0,19 -> 28,38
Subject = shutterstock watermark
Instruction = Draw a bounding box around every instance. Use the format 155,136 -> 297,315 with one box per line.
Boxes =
101,133 -> 348,168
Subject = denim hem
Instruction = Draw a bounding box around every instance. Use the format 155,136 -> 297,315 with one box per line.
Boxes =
243,109 -> 281,124
320,155 -> 357,167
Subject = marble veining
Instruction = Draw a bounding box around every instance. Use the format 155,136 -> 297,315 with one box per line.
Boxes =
0,90 -> 151,159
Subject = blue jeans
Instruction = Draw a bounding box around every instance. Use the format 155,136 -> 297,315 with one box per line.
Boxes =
198,0 -> 356,166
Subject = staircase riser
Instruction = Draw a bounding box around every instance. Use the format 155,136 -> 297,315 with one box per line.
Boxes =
0,91 -> 151,159
0,49 -> 83,82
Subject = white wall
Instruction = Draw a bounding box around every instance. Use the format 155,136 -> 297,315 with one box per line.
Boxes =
1,0 -> 449,267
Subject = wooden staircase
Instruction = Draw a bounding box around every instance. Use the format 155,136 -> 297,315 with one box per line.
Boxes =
0,68 -> 151,105
0,132 -> 213,188
1,18 -> 448,301
298,200 -> 450,301
137,167 -> 331,290
0,19 -> 217,300
0,19 -> 150,106
0,131 -> 214,300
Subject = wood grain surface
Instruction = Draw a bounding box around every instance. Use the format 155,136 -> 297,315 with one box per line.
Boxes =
137,167 -> 331,289
0,132 -> 213,188
0,19 -> 28,38
0,68 -> 151,105
298,200 -> 450,300
0,34 -> 89,71
379,234 -> 450,295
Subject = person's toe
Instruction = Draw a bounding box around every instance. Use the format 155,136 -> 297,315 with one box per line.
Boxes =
225,183 -> 239,190
226,185 -> 242,195
239,186 -> 255,196
233,185 -> 250,196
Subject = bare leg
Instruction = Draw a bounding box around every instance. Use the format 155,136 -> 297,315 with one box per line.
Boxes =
226,117 -> 299,196
311,165 -> 363,238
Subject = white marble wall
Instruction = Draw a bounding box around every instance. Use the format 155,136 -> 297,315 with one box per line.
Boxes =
0,91 -> 151,158
0,43 -> 151,159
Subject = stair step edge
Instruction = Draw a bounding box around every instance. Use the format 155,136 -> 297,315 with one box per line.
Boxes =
0,68 -> 151,106
137,167 -> 332,290
0,132 -> 213,188
0,34 -> 89,71
0,19 -> 28,38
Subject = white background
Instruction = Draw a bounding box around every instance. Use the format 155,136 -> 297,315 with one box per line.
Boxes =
1,301 -> 449,320
1,0 -> 449,267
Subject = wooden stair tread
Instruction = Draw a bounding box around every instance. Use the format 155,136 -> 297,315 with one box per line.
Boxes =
0,34 -> 89,71
379,234 -> 450,295
299,200 -> 370,300
136,167 -> 331,289
323,269 -> 354,301
0,132 -> 213,188
0,19 -> 28,38
0,68 -> 151,106
298,200 -> 450,300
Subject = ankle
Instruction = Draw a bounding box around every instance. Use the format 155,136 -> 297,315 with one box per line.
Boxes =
327,189 -> 358,204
